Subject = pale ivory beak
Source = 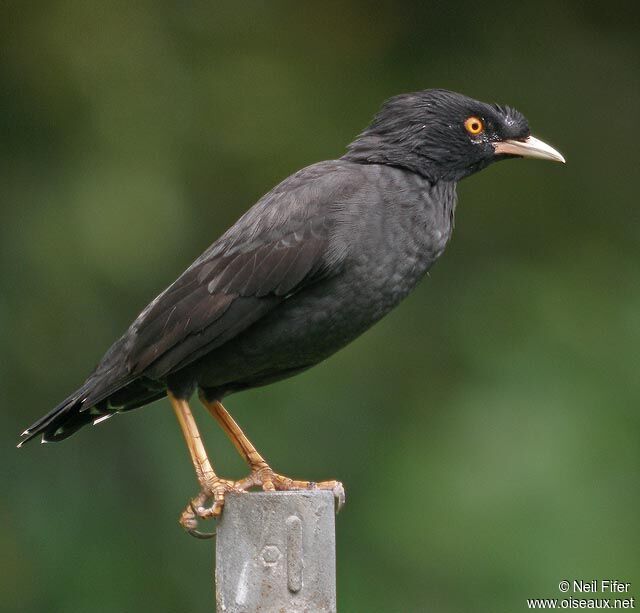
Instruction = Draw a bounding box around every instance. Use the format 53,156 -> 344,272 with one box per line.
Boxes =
493,135 -> 565,163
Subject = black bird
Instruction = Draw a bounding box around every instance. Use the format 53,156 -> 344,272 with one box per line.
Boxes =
19,89 -> 564,537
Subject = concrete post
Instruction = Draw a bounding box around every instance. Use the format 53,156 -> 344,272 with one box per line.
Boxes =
215,491 -> 337,612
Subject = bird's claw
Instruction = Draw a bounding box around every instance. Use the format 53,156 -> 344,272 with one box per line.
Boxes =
179,499 -> 216,539
179,481 -> 243,538
331,482 -> 346,513
177,501 -> 216,539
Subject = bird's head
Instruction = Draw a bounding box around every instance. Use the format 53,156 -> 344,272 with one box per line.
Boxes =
344,89 -> 565,182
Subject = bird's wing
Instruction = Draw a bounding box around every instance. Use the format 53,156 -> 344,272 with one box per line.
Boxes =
123,161 -> 359,379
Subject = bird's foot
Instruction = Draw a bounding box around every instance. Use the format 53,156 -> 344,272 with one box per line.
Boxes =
235,464 -> 346,512
179,477 -> 242,539
179,467 -> 345,539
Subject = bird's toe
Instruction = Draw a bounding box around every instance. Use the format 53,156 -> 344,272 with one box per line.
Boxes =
179,480 -> 244,538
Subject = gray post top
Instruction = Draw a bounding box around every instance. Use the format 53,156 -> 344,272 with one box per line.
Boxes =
215,491 -> 337,613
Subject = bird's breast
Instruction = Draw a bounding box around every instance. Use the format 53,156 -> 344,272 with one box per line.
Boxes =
279,174 -> 457,353
355,176 -> 456,309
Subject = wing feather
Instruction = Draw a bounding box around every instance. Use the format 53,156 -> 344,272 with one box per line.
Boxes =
123,161 -> 360,379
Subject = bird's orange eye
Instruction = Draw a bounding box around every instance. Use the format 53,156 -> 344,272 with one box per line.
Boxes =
464,116 -> 484,135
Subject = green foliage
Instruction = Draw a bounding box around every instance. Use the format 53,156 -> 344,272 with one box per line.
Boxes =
1,2 -> 638,611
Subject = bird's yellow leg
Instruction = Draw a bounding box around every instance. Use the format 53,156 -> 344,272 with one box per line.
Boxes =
168,392 -> 241,538
198,392 -> 346,509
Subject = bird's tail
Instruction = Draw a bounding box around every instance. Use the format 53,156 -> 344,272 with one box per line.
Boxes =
17,383 -> 106,446
19,334 -> 138,446
18,374 -> 167,446
18,332 -> 172,447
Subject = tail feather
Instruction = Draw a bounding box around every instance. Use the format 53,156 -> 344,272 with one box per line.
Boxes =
18,384 -> 97,446
18,335 -> 161,446
18,379 -> 166,447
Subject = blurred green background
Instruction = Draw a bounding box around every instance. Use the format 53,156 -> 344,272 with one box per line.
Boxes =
2,2 -> 639,611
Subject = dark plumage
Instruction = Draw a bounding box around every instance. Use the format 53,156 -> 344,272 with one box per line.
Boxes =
20,89 -> 564,450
